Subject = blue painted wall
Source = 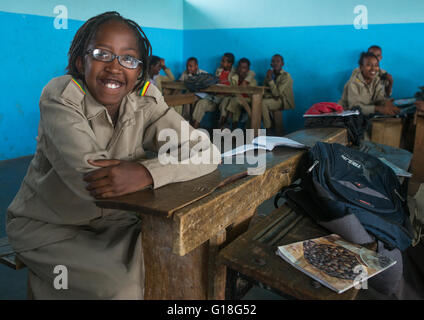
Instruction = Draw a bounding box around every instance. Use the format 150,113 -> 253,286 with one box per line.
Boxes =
183,0 -> 424,133
184,23 -> 424,133
1,0 -> 424,159
183,0 -> 424,29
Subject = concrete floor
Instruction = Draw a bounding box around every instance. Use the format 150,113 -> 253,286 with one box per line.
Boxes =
0,156 -> 32,300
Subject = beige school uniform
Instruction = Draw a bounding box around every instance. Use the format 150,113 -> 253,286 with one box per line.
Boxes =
6,75 -> 220,299
351,67 -> 392,97
226,70 -> 257,122
178,69 -> 208,82
178,69 -> 207,119
151,68 -> 175,93
338,71 -> 386,115
262,71 -> 295,129
192,67 -> 236,124
152,68 -> 187,115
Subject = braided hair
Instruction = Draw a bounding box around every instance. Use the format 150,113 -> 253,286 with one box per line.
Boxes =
66,11 -> 152,92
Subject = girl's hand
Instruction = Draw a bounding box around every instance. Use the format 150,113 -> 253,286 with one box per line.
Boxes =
375,100 -> 400,116
84,159 -> 153,199
266,69 -> 273,81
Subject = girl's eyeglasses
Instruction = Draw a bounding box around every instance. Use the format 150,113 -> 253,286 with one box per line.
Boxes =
87,48 -> 142,69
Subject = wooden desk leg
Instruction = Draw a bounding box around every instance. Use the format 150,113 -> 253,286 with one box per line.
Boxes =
273,111 -> 283,136
208,230 -> 227,300
142,214 -> 208,299
250,93 -> 263,137
409,113 -> 424,195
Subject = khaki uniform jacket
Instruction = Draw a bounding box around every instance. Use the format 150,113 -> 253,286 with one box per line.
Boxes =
338,71 -> 386,115
151,68 -> 175,92
263,71 -> 295,110
6,75 -> 220,253
229,70 -> 257,87
178,69 -> 208,82
351,67 -> 391,97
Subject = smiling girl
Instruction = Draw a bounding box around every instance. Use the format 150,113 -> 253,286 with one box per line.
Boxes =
6,11 -> 219,299
339,51 -> 399,116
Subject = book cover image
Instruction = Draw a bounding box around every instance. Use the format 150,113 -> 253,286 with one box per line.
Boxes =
276,234 -> 396,294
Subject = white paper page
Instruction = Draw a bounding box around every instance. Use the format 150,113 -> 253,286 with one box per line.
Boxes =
303,110 -> 360,117
221,144 -> 267,158
252,136 -> 305,150
194,92 -> 208,99
378,157 -> 412,177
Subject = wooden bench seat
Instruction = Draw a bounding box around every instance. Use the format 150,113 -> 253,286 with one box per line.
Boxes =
163,93 -> 198,107
218,205 -> 360,300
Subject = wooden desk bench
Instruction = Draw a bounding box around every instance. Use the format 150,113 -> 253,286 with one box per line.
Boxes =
218,205 -> 359,300
164,93 -> 198,107
162,81 -> 265,136
371,118 -> 404,148
409,111 -> 424,195
98,127 -> 348,299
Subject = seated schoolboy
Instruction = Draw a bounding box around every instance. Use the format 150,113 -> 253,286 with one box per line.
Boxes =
223,58 -> 257,129
261,54 -> 295,132
178,57 -> 207,119
148,55 -> 175,93
191,53 -> 236,129
6,11 -> 220,299
350,45 -> 393,97
339,51 -> 399,116
179,57 -> 207,81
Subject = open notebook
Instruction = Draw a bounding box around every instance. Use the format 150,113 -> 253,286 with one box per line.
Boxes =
303,110 -> 360,117
276,234 -> 396,294
221,136 -> 306,158
378,157 -> 412,178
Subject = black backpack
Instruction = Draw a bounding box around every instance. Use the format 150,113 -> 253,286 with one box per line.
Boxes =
276,142 -> 413,251
304,107 -> 369,146
184,73 -> 219,92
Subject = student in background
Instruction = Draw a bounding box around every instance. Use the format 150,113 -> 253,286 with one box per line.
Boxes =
178,57 -> 207,119
224,58 -> 257,129
179,57 -> 207,81
191,53 -> 236,129
351,45 -> 393,98
148,55 -> 175,93
261,54 -> 295,133
339,51 -> 399,116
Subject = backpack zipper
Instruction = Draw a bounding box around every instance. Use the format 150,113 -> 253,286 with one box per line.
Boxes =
308,160 -> 319,173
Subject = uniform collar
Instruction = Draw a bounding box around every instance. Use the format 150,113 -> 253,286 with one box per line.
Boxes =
274,70 -> 286,80
84,86 -> 136,126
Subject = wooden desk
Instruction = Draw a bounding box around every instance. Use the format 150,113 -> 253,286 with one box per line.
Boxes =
96,127 -> 347,299
371,118 -> 404,148
409,110 -> 424,195
162,81 -> 265,136
164,92 -> 198,107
